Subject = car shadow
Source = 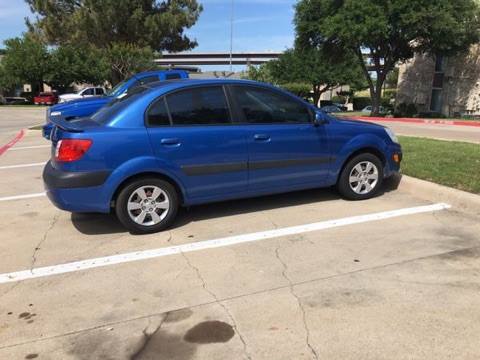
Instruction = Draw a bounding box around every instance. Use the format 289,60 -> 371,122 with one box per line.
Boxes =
71,174 -> 402,236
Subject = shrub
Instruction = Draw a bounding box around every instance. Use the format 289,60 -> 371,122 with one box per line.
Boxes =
352,97 -> 371,110
394,103 -> 418,118
280,83 -> 311,98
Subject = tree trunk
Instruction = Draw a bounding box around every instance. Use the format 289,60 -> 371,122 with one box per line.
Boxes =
313,86 -> 321,107
370,88 -> 382,116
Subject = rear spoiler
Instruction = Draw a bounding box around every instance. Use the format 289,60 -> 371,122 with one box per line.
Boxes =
49,117 -> 90,133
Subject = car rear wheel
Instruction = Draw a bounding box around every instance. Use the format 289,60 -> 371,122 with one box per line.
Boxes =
337,153 -> 383,200
115,178 -> 179,234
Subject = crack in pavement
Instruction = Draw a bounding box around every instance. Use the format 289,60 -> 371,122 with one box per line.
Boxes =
130,315 -> 167,360
275,243 -> 319,360
4,244 -> 480,352
180,251 -> 252,360
30,213 -> 59,273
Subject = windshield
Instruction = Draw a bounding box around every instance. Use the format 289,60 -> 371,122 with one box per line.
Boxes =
91,86 -> 150,124
106,78 -> 130,97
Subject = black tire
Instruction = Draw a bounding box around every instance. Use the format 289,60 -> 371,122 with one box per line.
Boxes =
337,153 -> 384,200
115,177 -> 179,234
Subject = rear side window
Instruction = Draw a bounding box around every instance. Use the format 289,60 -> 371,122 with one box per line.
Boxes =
166,86 -> 231,126
147,98 -> 170,126
165,73 -> 181,80
96,88 -> 105,95
232,86 -> 311,124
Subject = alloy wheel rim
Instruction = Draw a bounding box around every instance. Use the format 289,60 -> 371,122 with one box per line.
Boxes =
127,186 -> 170,226
348,161 -> 379,195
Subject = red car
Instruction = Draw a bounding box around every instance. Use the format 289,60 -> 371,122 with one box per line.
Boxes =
34,92 -> 58,105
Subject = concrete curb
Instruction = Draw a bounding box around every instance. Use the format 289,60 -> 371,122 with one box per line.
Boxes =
399,175 -> 480,216
0,129 -> 26,156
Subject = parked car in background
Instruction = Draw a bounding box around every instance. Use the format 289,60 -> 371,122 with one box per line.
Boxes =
58,87 -> 106,104
42,70 -> 189,139
34,92 -> 58,105
5,97 -> 29,105
320,105 -> 343,113
361,105 -> 386,114
43,79 -> 402,234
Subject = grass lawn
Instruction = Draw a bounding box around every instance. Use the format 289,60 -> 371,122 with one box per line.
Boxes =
399,136 -> 480,194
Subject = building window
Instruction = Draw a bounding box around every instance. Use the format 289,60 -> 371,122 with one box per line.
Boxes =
430,89 -> 442,112
430,55 -> 445,112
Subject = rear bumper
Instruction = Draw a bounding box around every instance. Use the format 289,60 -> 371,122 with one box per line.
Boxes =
43,161 -> 112,213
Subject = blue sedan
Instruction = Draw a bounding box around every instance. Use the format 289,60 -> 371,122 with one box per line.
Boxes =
43,79 -> 402,234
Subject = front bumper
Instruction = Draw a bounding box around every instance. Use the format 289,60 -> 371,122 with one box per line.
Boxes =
384,144 -> 402,177
43,161 -> 112,213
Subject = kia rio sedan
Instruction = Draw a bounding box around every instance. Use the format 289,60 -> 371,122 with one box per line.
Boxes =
43,79 -> 402,234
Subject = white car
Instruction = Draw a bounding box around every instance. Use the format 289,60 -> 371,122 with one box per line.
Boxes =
58,87 -> 106,103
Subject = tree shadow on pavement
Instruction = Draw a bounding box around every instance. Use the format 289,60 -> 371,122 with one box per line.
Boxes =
71,174 -> 402,236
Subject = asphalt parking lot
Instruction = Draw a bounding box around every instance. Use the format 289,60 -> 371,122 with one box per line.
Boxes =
0,111 -> 480,359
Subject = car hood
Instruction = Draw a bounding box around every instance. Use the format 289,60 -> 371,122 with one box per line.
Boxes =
334,116 -> 386,129
51,96 -> 111,112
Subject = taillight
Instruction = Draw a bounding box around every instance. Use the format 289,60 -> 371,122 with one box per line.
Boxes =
55,139 -> 92,162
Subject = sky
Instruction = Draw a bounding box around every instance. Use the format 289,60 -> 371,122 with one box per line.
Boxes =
0,0 -> 297,53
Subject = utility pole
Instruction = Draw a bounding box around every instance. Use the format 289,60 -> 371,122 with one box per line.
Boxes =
229,0 -> 234,72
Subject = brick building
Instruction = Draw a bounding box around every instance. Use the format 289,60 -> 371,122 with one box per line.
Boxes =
396,45 -> 480,117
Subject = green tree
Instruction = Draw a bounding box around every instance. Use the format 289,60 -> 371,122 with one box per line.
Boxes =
46,45 -> 109,91
0,34 -> 50,94
295,0 -> 480,115
102,43 -> 155,85
268,48 -> 364,106
244,63 -> 274,83
26,0 -> 203,83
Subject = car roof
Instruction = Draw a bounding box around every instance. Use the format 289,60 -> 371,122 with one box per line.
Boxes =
142,78 -> 278,93
135,69 -> 188,77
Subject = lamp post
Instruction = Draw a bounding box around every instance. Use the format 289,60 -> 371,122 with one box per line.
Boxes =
229,0 -> 234,72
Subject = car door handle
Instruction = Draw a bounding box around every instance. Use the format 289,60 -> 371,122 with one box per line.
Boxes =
254,134 -> 271,142
161,138 -> 181,146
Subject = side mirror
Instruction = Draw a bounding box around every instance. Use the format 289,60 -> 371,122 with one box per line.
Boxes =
314,112 -> 328,126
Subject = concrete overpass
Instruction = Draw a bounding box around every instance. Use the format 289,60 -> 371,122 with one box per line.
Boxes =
155,52 -> 282,67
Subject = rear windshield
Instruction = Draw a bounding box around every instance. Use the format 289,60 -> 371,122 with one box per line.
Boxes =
91,86 -> 150,124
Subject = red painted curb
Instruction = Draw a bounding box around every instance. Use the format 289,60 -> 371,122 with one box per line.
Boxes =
0,129 -> 26,156
345,116 -> 480,128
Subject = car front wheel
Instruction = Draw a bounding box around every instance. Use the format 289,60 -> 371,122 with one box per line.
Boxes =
115,178 -> 179,234
337,153 -> 384,200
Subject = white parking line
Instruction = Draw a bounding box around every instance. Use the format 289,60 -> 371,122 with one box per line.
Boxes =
0,162 -> 45,170
0,203 -> 451,284
8,145 -> 50,151
0,193 -> 46,202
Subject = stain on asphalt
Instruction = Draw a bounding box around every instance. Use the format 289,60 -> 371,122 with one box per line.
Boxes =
163,308 -> 193,323
17,312 -> 37,325
305,288 -> 381,309
22,212 -> 39,218
183,321 -> 235,344
24,354 -> 38,359
131,329 -> 196,360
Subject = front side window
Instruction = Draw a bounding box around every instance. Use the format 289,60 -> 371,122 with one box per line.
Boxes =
82,88 -> 95,96
166,86 -> 231,126
232,86 -> 311,124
